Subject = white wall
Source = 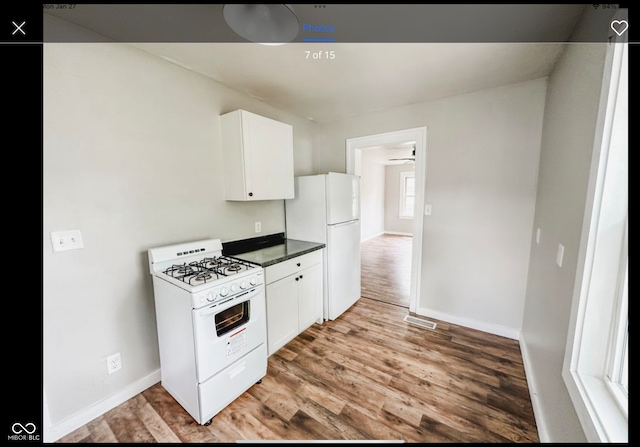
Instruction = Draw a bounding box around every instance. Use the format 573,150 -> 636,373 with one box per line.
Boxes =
43,39 -> 317,431
318,78 -> 547,337
520,43 -> 608,443
385,164 -> 415,234
358,152 -> 386,241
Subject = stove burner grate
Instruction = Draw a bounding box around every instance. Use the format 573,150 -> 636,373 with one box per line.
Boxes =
162,256 -> 257,285
201,257 -> 224,269
164,264 -> 195,278
193,271 -> 214,282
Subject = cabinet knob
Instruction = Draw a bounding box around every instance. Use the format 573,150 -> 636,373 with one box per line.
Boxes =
295,277 -> 299,281
248,192 -> 253,197
297,263 -> 301,267
300,275 -> 303,279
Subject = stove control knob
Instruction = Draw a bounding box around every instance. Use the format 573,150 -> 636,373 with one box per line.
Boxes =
239,280 -> 247,289
230,283 -> 238,293
249,276 -> 257,286
220,287 -> 229,297
207,291 -> 217,302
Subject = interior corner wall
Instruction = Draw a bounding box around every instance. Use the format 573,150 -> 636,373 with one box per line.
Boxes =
520,43 -> 608,443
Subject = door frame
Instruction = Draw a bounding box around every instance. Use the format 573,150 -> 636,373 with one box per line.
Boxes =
346,126 -> 427,314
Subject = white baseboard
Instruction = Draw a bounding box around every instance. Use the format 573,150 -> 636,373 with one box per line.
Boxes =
415,306 -> 521,340
361,231 -> 385,243
519,333 -> 549,443
384,231 -> 413,236
43,369 -> 161,443
361,231 -> 414,243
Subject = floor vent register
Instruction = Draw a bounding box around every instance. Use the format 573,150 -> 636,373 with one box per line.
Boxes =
403,315 -> 437,330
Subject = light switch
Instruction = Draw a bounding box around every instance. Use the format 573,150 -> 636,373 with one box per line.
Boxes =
556,243 -> 564,267
424,204 -> 432,216
51,230 -> 84,253
536,228 -> 541,244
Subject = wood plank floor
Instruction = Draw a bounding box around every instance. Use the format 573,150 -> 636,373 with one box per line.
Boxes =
361,234 -> 412,308
57,299 -> 539,442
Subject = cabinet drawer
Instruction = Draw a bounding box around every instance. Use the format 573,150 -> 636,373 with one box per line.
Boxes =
265,250 -> 322,284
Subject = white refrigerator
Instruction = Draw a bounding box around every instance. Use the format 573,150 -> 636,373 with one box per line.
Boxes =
285,172 -> 361,321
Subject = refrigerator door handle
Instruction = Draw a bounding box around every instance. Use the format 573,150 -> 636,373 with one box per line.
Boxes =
331,220 -> 359,228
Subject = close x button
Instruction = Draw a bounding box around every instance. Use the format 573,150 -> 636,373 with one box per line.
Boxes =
11,20 -> 26,36
1,6 -> 41,41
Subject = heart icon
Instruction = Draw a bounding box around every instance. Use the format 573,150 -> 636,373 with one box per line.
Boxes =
611,20 -> 629,37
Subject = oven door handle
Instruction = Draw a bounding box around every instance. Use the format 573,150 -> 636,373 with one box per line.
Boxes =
198,299 -> 233,316
195,288 -> 258,316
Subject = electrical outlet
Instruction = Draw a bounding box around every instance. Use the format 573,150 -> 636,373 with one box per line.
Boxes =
255,221 -> 261,233
106,353 -> 122,375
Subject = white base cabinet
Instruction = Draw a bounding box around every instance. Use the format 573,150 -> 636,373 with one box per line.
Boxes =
219,109 -> 294,201
265,250 -> 323,356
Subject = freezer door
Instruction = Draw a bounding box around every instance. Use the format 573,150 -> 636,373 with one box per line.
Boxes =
285,175 -> 328,243
326,172 -> 360,225
326,219 -> 361,320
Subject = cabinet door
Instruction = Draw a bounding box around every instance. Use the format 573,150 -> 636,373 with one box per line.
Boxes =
242,111 -> 294,201
297,263 -> 323,332
265,275 -> 298,356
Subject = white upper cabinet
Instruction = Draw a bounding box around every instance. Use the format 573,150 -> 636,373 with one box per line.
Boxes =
219,109 -> 294,201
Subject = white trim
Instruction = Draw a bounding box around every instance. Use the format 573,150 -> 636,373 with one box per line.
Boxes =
519,332 -> 550,443
346,127 -> 427,314
360,230 -> 386,243
43,370 -> 161,443
43,387 -> 53,442
564,371 -> 627,442
361,231 -> 412,242
416,306 -> 520,340
605,220 -> 628,410
384,231 -> 412,237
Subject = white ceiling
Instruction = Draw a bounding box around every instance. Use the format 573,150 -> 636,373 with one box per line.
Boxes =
44,4 -> 586,124
45,4 -> 585,161
129,42 -> 567,125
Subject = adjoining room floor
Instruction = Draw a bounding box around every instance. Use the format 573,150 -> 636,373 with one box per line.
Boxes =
361,234 -> 412,308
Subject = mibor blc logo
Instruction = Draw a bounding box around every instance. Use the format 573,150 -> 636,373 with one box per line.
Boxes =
8,423 -> 39,442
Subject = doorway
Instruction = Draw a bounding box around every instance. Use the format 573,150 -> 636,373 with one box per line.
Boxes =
346,127 -> 427,314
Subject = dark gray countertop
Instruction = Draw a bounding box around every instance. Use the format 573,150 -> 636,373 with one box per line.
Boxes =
227,239 -> 325,268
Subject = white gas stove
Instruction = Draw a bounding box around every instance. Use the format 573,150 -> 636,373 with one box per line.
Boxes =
148,238 -> 267,426
148,238 -> 263,308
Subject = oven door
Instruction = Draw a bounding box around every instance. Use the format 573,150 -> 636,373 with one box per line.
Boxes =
192,286 -> 266,383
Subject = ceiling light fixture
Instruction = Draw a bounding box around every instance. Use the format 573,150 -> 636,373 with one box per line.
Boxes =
222,4 -> 299,45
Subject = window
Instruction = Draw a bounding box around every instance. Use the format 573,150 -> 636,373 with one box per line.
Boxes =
399,171 -> 415,218
562,38 -> 627,442
605,226 -> 628,407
